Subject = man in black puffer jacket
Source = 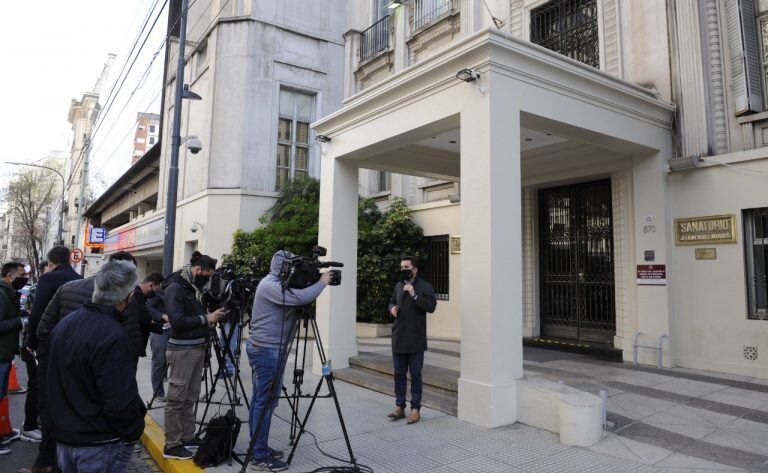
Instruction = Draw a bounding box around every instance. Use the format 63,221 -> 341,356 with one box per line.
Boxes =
36,251 -> 144,359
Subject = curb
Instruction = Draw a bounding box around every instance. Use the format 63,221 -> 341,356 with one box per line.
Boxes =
141,414 -> 204,473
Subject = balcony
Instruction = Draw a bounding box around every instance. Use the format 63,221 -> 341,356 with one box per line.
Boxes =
360,16 -> 391,63
411,0 -> 458,32
407,0 -> 460,64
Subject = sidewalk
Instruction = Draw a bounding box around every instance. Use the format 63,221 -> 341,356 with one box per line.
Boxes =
135,338 -> 767,472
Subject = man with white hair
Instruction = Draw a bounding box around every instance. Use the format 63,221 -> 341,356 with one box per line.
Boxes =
46,260 -> 146,473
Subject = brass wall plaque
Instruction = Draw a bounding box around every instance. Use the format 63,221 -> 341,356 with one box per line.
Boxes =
450,235 -> 461,254
695,248 -> 717,260
674,215 -> 737,245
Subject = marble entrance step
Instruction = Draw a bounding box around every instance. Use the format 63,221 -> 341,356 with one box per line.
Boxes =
349,352 -> 459,392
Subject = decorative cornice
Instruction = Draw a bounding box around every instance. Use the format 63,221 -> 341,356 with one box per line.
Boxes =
602,0 -> 622,77
315,29 -> 674,136
407,14 -> 461,58
509,0 -> 524,38
355,50 -> 394,86
704,0 -> 728,154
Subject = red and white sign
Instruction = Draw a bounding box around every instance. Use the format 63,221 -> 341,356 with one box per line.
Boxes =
637,264 -> 666,286
70,248 -> 84,264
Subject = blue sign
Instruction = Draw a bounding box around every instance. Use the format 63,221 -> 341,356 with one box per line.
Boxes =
89,227 -> 107,244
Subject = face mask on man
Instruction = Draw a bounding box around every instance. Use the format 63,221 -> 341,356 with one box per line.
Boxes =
194,274 -> 209,288
146,290 -> 157,299
12,277 -> 28,291
399,269 -> 413,282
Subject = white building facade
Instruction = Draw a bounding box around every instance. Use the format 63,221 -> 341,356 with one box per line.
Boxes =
101,0 -> 347,270
312,0 -> 768,427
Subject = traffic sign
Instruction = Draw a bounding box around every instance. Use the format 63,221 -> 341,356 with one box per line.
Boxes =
71,248 -> 84,264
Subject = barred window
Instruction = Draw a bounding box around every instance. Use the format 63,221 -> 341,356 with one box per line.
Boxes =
530,0 -> 599,69
276,89 -> 313,191
376,171 -> 390,192
420,234 -> 450,300
745,208 -> 768,319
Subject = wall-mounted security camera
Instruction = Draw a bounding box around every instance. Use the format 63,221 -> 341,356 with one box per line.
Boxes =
190,222 -> 202,233
185,136 -> 203,154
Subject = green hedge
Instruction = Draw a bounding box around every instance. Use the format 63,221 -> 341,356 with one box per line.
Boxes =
222,177 -> 424,323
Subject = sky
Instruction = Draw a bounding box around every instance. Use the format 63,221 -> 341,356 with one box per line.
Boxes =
0,0 -> 167,194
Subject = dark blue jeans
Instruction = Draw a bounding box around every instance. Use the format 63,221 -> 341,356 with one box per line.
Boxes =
219,320 -> 241,375
57,442 -> 133,473
247,342 -> 285,461
0,361 -> 10,399
392,351 -> 424,410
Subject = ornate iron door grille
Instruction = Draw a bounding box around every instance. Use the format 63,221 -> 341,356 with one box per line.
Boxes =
530,0 -> 600,68
539,180 -> 615,344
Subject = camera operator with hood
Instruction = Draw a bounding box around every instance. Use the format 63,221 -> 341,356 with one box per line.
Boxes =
247,250 -> 332,472
162,252 -> 225,460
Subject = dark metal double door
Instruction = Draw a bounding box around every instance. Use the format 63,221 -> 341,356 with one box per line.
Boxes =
539,179 -> 616,345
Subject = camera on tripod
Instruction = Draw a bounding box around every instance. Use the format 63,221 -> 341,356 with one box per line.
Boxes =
279,246 -> 343,290
204,264 -> 262,317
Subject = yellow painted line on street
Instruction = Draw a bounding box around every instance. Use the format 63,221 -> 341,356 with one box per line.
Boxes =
141,414 -> 203,473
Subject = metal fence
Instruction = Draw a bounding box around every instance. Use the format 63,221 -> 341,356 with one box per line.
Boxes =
360,15 -> 390,62
412,0 -> 455,30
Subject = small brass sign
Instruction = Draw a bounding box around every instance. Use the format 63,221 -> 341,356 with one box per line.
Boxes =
675,215 -> 737,245
695,248 -> 717,260
450,235 -> 461,254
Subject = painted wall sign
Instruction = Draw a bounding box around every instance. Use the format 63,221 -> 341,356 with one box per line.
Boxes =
637,264 -> 666,285
695,248 -> 717,260
674,215 -> 737,245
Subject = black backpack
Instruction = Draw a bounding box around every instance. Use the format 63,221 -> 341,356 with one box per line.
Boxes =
193,410 -> 242,467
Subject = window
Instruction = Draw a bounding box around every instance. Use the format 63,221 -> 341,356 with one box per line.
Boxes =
149,137 -> 155,145
276,89 -> 314,191
420,234 -> 450,300
196,42 -> 208,75
745,208 -> 768,319
375,171 -> 390,192
530,0 -> 599,68
149,125 -> 156,133
136,137 -> 145,144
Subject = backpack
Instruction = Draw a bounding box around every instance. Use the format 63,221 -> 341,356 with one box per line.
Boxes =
193,409 -> 242,467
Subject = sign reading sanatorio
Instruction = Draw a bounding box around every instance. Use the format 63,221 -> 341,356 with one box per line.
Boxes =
674,215 -> 737,245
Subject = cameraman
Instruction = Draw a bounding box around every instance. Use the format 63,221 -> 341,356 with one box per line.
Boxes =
247,250 -> 332,472
162,252 -> 225,460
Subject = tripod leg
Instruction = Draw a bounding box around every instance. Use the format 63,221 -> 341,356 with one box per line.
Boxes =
286,375 -> 325,464
146,362 -> 170,409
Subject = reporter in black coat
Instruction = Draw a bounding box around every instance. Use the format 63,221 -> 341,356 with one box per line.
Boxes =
387,256 -> 437,424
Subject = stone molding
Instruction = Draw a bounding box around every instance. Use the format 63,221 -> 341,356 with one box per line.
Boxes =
704,0 -> 729,155
355,50 -> 395,89
601,0 -> 622,77
509,0 -> 524,38
522,186 -> 536,337
315,30 -> 674,136
611,171 -> 629,341
407,5 -> 461,64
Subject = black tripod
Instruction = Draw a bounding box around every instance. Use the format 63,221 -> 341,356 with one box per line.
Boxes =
240,306 -> 358,472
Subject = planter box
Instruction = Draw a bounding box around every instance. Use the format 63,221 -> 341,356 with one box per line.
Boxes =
356,322 -> 392,338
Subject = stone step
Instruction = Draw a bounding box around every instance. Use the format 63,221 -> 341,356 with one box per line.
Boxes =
334,364 -> 458,416
349,352 -> 459,393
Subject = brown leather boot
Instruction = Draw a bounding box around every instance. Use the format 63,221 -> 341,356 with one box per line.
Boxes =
387,406 -> 405,420
407,409 -> 420,424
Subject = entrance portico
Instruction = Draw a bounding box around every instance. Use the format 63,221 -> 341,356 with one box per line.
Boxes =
312,29 -> 674,427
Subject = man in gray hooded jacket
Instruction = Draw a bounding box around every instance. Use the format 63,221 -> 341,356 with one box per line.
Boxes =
247,250 -> 332,471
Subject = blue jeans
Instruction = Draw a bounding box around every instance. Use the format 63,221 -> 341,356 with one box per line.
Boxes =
149,331 -> 170,397
393,351 -> 425,410
57,442 -> 133,473
247,342 -> 285,460
0,361 -> 10,399
219,320 -> 241,375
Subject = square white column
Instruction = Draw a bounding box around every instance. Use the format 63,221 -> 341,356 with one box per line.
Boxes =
458,81 -> 523,427
314,156 -> 359,374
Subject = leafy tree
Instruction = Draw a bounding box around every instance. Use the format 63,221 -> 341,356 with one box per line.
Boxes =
223,178 -> 425,323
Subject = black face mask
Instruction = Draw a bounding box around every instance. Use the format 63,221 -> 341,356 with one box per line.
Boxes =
12,277 -> 28,291
193,274 -> 209,289
146,290 -> 157,299
399,269 -> 413,282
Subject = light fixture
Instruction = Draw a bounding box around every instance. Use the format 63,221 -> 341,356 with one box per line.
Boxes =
182,84 -> 202,100
387,0 -> 403,9
315,134 -> 331,143
668,156 -> 702,172
456,68 -> 480,82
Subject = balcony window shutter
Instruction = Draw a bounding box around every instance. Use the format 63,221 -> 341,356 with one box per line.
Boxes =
727,0 -> 764,114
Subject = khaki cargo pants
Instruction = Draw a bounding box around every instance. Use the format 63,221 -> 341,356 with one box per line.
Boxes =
164,345 -> 205,448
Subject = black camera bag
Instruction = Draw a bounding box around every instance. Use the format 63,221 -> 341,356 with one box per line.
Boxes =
192,409 -> 241,467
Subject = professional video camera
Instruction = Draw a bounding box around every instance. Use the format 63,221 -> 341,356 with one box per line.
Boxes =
204,264 -> 261,316
279,245 -> 343,290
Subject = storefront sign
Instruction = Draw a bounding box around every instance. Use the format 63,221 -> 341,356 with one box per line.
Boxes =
637,264 -> 666,285
674,215 -> 736,245
104,218 -> 164,252
695,248 -> 717,260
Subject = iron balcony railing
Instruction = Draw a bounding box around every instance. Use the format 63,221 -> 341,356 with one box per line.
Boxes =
360,15 -> 390,62
412,0 -> 456,30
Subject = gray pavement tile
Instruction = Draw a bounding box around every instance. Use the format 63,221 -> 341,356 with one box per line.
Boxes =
590,434 -> 674,465
608,392 -> 678,420
517,447 -> 615,472
447,456 -> 525,472
654,453 -> 746,471
651,379 -> 728,398
703,388 -> 768,410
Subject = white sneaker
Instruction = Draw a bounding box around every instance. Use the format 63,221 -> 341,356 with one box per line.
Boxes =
20,429 -> 42,442
0,429 -> 20,445
0,446 -> 10,455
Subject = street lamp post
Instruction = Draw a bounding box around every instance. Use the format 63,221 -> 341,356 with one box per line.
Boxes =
6,161 -> 66,246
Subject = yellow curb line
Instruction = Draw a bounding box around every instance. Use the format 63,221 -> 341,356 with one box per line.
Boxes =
141,414 -> 204,473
